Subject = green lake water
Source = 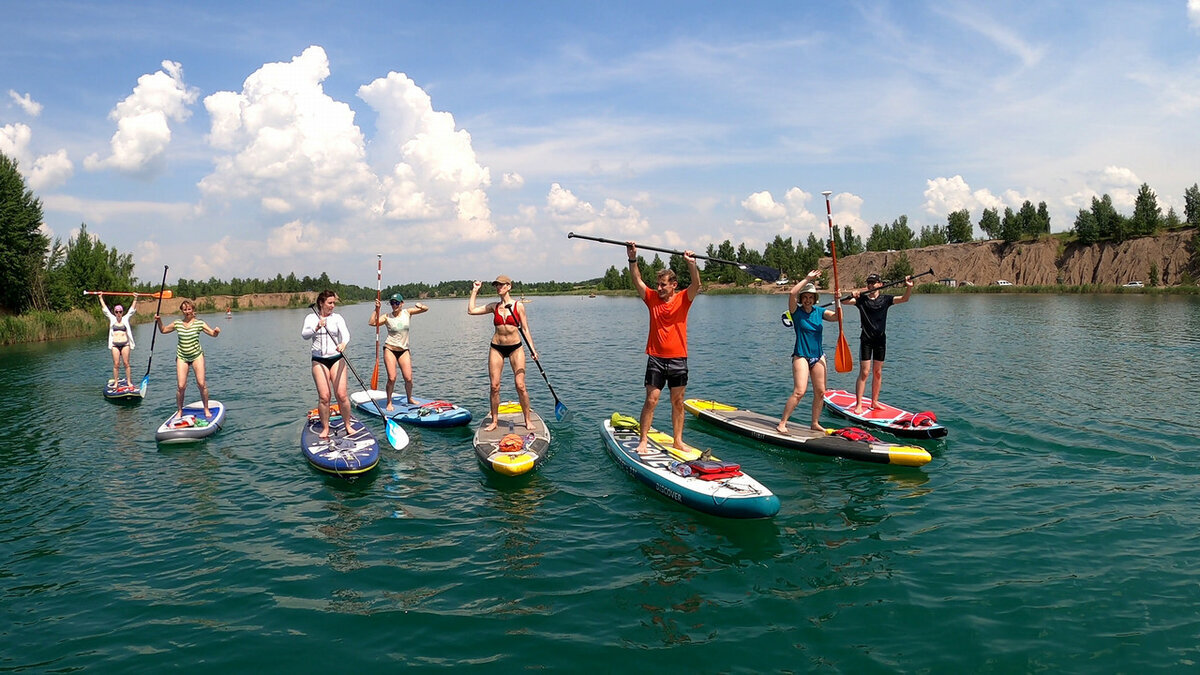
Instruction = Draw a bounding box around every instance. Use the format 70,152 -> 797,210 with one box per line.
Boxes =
2,293 -> 1198,671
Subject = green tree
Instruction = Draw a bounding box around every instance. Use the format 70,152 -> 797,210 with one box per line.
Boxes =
979,207 -> 1001,239
1130,183 -> 1161,236
885,253 -> 914,281
602,265 -> 623,290
1092,194 -> 1125,242
917,224 -> 948,247
0,153 -> 49,313
1036,201 -> 1052,234
50,223 -> 135,311
1184,183 -> 1200,227
999,207 -> 1022,243
947,208 -> 972,243
1073,209 -> 1099,245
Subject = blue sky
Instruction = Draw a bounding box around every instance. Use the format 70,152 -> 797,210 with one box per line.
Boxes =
4,1 -> 1200,286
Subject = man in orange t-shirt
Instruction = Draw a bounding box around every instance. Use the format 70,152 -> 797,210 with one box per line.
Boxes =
626,242 -> 702,453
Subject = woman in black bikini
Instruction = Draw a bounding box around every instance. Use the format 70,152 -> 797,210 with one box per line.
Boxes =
468,275 -> 538,431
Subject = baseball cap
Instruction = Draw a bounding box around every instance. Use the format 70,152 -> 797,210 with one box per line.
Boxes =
493,274 -> 512,286
389,293 -> 404,303
866,273 -> 882,284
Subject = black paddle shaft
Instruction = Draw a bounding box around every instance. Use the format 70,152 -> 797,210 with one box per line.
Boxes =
142,265 -> 169,380
821,268 -> 935,307
567,232 -> 782,282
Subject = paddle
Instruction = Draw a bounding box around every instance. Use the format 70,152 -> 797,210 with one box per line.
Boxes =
507,303 -> 571,422
371,254 -> 381,390
84,289 -> 174,299
821,269 -> 936,307
823,191 -> 853,373
308,304 -> 409,450
139,265 -> 169,396
567,232 -> 782,283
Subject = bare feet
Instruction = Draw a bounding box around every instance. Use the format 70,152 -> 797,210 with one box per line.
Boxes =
203,409 -> 212,418
870,404 -> 884,411
318,427 -> 331,440
634,442 -> 651,455
407,399 -> 418,405
385,404 -> 395,411
810,423 -> 825,432
852,406 -> 865,415
775,423 -> 789,434
483,419 -> 498,432
524,419 -> 536,431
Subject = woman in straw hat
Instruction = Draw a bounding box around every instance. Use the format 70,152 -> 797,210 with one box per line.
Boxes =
778,270 -> 838,433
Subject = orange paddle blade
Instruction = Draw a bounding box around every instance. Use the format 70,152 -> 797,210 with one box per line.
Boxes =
835,333 -> 854,373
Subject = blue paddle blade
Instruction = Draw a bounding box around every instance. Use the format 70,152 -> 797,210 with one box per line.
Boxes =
385,419 -> 410,450
554,400 -> 571,422
139,375 -> 149,397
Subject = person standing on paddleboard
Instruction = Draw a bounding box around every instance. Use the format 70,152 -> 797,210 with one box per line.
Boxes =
843,272 -> 912,414
627,242 -> 701,454
778,271 -> 838,434
468,275 -> 538,431
302,290 -> 360,440
98,293 -> 137,385
155,299 -> 221,419
368,293 -> 429,410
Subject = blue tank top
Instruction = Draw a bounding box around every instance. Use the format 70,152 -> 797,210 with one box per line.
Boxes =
792,307 -> 824,359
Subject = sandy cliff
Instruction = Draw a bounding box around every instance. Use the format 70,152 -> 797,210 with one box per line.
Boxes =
820,229 -> 1196,287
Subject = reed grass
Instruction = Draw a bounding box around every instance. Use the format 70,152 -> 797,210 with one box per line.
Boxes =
0,309 -> 106,346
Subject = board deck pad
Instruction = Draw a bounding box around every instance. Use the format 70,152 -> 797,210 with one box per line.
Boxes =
473,402 -> 550,476
301,413 -> 380,476
601,416 -> 780,519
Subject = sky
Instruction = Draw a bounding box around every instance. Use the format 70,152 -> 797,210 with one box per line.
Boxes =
3,1 -> 1200,287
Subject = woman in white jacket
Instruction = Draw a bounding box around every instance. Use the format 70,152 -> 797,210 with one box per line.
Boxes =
301,290 -> 358,440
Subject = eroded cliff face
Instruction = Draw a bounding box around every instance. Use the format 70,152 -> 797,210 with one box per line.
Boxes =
822,229 -> 1196,287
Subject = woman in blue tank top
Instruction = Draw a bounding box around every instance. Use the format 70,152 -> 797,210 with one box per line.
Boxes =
778,271 -> 838,434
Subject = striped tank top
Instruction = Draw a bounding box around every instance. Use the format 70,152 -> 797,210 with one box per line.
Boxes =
174,319 -> 207,362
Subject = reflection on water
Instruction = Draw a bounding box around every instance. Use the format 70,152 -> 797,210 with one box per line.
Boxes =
2,294 -> 1199,670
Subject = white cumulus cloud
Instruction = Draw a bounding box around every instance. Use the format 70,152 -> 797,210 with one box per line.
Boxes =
267,219 -> 349,256
8,90 -> 42,116
1,122 -> 74,189
358,70 -> 495,240
922,175 -> 1004,218
1190,0 -> 1200,30
201,46 -> 377,215
85,61 -> 198,174
546,182 -> 649,238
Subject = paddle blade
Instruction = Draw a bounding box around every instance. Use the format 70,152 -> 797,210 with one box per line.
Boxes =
835,333 -> 854,373
385,418 -> 410,450
139,375 -> 149,397
371,361 -> 379,390
554,400 -> 571,422
740,263 -> 782,283
157,290 -> 174,299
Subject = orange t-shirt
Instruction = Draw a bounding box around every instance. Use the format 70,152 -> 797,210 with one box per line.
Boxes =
642,286 -> 693,358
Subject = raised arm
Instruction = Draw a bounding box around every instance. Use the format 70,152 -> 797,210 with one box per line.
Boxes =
368,298 -> 384,326
893,276 -> 914,305
684,251 -> 701,301
466,281 -> 492,315
787,270 -> 820,313
626,243 -> 649,296
408,302 -> 429,316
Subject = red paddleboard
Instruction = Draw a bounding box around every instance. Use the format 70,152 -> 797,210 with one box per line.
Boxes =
823,389 -> 947,439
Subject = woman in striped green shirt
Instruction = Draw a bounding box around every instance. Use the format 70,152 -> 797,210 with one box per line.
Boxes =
155,300 -> 222,419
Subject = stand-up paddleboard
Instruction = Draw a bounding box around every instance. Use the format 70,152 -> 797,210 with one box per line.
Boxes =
155,400 -> 226,443
103,378 -> 143,403
684,399 -> 930,467
473,402 -> 550,476
351,390 -> 472,428
601,415 -> 780,519
300,407 -> 380,476
823,390 -> 947,439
